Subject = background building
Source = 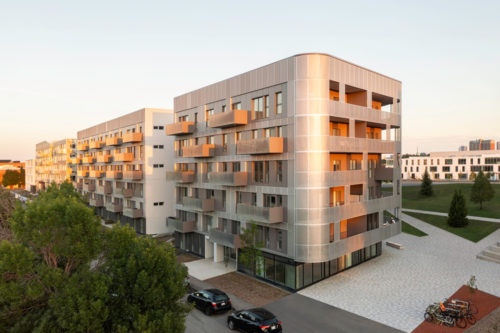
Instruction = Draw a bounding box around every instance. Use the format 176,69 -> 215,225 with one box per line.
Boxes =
25,159 -> 36,192
402,150 -> 500,181
167,53 -> 402,290
0,160 -> 25,188
469,139 -> 495,151
76,108 -> 174,235
35,138 -> 76,190
458,145 -> 468,151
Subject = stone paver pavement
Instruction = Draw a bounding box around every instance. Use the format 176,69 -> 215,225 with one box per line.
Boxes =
184,258 -> 236,280
299,213 -> 500,332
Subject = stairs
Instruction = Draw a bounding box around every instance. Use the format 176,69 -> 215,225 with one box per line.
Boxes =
477,242 -> 500,264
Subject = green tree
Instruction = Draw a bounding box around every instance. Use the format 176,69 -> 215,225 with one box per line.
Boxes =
1,170 -> 21,188
420,169 -> 433,196
0,188 -> 15,240
447,189 -> 469,227
469,172 -> 476,181
470,170 -> 495,210
18,167 -> 25,187
238,222 -> 264,274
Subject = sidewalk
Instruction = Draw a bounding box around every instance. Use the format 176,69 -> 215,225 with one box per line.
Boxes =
184,258 -> 236,280
401,208 -> 500,223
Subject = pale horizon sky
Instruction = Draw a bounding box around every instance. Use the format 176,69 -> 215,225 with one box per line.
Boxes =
1,0 -> 499,161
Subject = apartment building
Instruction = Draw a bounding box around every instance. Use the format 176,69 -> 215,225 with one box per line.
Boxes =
402,150 -> 500,181
0,160 -> 25,188
35,138 -> 76,190
469,139 -> 495,151
76,108 -> 174,234
166,53 -> 402,290
25,159 -> 36,192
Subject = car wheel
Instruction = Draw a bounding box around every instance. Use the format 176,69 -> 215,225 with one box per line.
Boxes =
227,319 -> 235,330
204,306 -> 212,316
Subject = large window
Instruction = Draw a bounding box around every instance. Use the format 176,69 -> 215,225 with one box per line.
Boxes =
445,159 -> 453,165
276,161 -> 283,183
275,92 -> 283,114
252,96 -> 269,120
254,161 -> 269,183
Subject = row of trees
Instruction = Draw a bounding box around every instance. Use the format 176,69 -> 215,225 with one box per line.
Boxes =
1,168 -> 24,188
0,182 -> 189,332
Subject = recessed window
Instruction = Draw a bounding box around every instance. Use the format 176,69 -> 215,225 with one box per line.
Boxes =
275,92 -> 283,114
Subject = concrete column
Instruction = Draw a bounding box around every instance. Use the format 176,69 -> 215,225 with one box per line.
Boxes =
386,124 -> 391,141
367,91 -> 372,109
214,243 -> 224,262
205,237 -> 214,259
334,222 -> 340,241
392,98 -> 398,113
339,83 -> 345,103
349,119 -> 355,138
378,209 -> 384,226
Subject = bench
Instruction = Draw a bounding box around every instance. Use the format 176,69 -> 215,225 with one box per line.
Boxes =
386,241 -> 404,250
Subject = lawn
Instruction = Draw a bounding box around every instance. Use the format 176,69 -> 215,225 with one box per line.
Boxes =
405,212 -> 500,242
401,221 -> 428,237
402,183 -> 500,219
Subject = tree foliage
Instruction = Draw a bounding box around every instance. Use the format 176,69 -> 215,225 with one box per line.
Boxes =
0,189 -> 16,241
238,222 -> 264,273
0,183 -> 189,332
1,170 -> 21,188
420,169 -> 433,196
447,189 -> 469,227
470,170 -> 495,210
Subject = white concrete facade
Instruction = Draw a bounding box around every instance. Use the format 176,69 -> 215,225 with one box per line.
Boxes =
25,159 -> 36,191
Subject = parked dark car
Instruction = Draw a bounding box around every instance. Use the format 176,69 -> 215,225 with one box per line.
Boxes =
227,308 -> 282,332
187,289 -> 231,315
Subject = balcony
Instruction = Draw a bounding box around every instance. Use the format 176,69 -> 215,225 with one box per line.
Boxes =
71,157 -> 82,164
105,202 -> 123,213
209,229 -> 242,249
106,170 -> 122,179
123,170 -> 143,180
208,109 -> 249,128
121,188 -> 133,198
83,183 -> 96,192
165,121 -> 195,136
97,184 -> 113,195
82,156 -> 96,164
77,143 -> 89,151
114,153 -> 134,162
236,204 -> 283,224
236,137 -> 284,155
76,182 -> 83,190
374,167 -> 394,181
89,170 -> 104,178
105,137 -> 122,146
89,198 -> 103,207
166,170 -> 195,183
123,132 -> 143,143
167,217 -> 196,233
123,208 -> 143,219
77,170 -> 89,177
96,155 -> 112,163
89,141 -> 105,149
182,197 -> 215,212
208,172 -> 248,186
182,144 -> 215,158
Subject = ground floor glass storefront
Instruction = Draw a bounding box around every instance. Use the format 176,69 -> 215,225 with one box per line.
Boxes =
174,232 -> 205,258
238,242 -> 382,291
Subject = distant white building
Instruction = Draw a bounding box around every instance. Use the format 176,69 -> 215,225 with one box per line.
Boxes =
402,150 -> 500,181
25,159 -> 36,192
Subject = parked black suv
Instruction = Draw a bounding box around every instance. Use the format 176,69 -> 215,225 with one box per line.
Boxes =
227,308 -> 282,332
187,289 -> 232,315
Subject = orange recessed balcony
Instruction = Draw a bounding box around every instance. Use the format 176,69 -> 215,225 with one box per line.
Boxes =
165,122 -> 195,136
182,144 -> 215,158
96,155 -> 112,163
106,170 -> 122,179
105,137 -> 122,146
114,153 -> 134,162
236,137 -> 284,155
82,156 -> 96,164
123,170 -> 143,180
72,157 -> 82,164
123,132 -> 143,143
77,143 -> 89,151
89,141 -> 105,149
208,109 -> 249,128
166,170 -> 195,183
77,170 -> 89,177
89,170 -> 104,178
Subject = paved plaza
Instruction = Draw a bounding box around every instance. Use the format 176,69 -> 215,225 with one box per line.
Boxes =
184,258 -> 236,280
299,213 -> 500,332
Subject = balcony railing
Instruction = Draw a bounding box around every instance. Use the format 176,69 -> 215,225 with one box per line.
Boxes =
182,197 -> 215,212
236,137 -> 284,155
121,188 -> 133,198
236,204 -> 283,223
374,167 -> 394,181
96,155 -> 112,163
123,132 -> 143,143
97,184 -> 113,194
106,170 -> 122,179
82,156 -> 95,164
114,153 -> 134,162
83,183 -> 96,192
182,144 -> 215,158
89,170 -> 104,178
72,157 -> 82,164
165,121 -> 195,136
207,172 -> 248,186
77,170 -> 89,177
208,229 -> 242,248
123,170 -> 143,180
89,141 -> 105,149
123,208 -> 143,219
77,143 -> 89,151
105,137 -> 122,146
105,202 -> 123,213
166,170 -> 195,183
76,183 -> 83,189
89,198 -> 103,207
208,109 -> 249,128
167,217 -> 196,233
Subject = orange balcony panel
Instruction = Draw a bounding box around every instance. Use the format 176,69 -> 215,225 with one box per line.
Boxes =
106,171 -> 122,179
236,137 -> 284,155
123,170 -> 143,180
182,144 -> 215,158
165,122 -> 195,136
72,157 -> 82,164
106,137 -> 122,146
82,156 -> 96,164
89,170 -> 104,178
77,143 -> 89,151
96,155 -> 112,163
77,170 -> 89,177
114,153 -> 134,162
208,109 -> 249,128
89,141 -> 105,149
123,132 -> 143,143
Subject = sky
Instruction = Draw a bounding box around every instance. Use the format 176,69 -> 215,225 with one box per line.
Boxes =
1,0 -> 499,161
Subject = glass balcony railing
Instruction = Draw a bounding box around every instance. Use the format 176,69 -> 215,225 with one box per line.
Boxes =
166,170 -> 195,183
207,172 -> 248,186
208,229 -> 242,248
236,204 -> 283,223
167,217 -> 196,233
182,197 -> 215,212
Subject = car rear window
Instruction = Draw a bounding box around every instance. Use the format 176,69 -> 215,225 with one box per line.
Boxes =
213,295 -> 228,301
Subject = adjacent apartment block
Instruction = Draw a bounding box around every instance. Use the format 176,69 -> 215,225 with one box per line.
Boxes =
35,139 -> 76,190
76,108 -> 174,234
25,159 -> 36,192
166,53 -> 402,290
402,150 -> 500,181
469,139 -> 495,151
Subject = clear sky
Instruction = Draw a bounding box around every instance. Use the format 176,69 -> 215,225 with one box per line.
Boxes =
1,0 -> 499,161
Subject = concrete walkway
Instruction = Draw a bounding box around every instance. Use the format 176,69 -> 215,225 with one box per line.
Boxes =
401,208 -> 500,223
184,259 -> 236,281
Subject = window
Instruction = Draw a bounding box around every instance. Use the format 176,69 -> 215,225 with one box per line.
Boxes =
329,223 -> 334,242
442,166 -> 450,172
222,105 -> 226,113
252,96 -> 268,119
264,194 -> 282,207
153,201 -> 164,206
264,127 -> 276,138
445,159 -> 453,165
222,134 -> 228,152
277,231 -> 283,250
458,159 -> 466,165
153,145 -> 164,149
276,161 -> 283,183
430,166 -> 437,172
275,92 -> 283,114
251,130 -> 258,139
232,102 -> 241,110
153,164 -> 164,168
207,136 -> 215,144
235,132 -> 241,143
277,126 -> 283,138
233,162 -> 241,172
153,125 -> 164,130
254,161 -> 269,183
205,109 -> 214,125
